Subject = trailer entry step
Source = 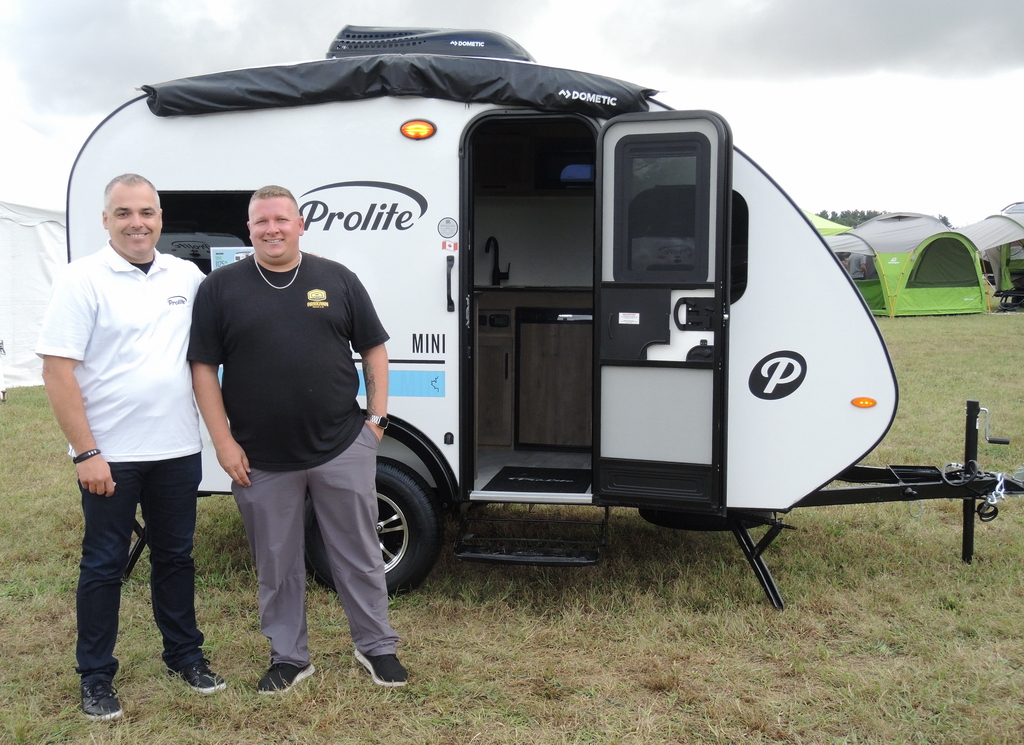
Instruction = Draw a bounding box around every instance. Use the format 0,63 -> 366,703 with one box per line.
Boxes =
454,504 -> 609,567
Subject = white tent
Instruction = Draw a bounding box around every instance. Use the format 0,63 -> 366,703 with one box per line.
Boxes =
0,116 -> 72,393
958,204 -> 1024,298
0,201 -> 67,391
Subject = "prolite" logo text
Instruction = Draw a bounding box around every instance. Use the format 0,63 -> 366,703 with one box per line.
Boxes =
299,181 -> 428,233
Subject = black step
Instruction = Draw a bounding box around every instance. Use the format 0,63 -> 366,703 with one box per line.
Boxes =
454,504 -> 608,568
455,544 -> 601,567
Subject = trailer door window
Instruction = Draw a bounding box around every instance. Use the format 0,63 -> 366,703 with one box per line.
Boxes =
614,134 -> 710,284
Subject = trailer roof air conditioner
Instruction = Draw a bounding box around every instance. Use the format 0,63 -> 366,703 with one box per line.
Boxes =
326,25 -> 535,62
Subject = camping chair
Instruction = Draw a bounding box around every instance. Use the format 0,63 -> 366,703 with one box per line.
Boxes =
994,289 -> 1024,312
124,520 -> 147,580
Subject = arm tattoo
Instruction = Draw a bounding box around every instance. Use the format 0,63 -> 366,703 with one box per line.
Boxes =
363,361 -> 378,416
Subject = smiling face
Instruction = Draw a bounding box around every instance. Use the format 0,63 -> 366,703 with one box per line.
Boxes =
102,182 -> 162,264
248,195 -> 304,271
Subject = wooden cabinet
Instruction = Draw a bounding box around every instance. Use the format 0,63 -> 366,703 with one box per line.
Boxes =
477,333 -> 513,447
477,309 -> 513,447
516,315 -> 592,448
475,292 -> 593,451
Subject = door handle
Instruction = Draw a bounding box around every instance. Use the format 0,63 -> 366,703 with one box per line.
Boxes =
446,255 -> 455,312
673,298 -> 687,330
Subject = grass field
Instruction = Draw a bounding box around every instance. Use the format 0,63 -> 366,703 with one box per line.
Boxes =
2,314 -> 1024,744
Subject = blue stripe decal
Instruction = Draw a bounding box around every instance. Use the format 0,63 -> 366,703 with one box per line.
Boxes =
358,370 -> 445,397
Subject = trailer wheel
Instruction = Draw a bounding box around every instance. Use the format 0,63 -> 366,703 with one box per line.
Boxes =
305,458 -> 443,596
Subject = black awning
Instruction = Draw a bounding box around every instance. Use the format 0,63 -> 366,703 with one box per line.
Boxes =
143,54 -> 658,120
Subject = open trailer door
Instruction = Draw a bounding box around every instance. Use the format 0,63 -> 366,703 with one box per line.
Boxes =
594,111 -> 732,515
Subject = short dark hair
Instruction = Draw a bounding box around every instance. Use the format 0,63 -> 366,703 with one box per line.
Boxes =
250,185 -> 298,210
104,174 -> 159,211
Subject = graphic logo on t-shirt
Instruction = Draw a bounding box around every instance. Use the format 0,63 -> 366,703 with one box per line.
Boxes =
307,289 -> 329,309
167,296 -> 187,306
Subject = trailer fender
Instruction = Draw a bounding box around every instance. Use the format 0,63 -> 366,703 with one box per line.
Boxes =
379,414 -> 459,512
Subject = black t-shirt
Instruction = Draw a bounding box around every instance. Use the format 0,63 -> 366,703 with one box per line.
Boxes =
188,253 -> 389,470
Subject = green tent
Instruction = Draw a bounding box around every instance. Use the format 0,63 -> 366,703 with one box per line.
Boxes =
825,213 -> 989,317
803,210 -> 851,236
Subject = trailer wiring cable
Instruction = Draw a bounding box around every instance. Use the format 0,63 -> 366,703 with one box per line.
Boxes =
940,460 -> 981,486
977,500 -> 999,522
940,461 -> 1021,523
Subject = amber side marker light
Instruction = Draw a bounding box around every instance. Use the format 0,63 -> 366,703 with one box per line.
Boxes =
401,120 -> 436,140
851,397 -> 877,408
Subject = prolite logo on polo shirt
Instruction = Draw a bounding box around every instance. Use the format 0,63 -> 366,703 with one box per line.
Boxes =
307,289 -> 329,308
167,296 -> 187,306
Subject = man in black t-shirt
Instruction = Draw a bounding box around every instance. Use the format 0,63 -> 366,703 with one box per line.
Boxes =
188,185 -> 406,693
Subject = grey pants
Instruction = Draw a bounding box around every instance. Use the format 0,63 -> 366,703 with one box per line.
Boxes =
233,425 -> 399,666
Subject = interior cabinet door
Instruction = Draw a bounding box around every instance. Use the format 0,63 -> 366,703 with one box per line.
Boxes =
478,334 -> 513,446
517,318 -> 592,448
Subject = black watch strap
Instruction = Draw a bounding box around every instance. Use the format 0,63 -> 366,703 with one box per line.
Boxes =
73,449 -> 102,464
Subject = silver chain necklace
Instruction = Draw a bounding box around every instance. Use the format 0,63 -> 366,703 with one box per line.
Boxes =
254,252 -> 302,290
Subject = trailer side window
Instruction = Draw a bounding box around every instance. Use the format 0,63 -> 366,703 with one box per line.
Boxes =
157,191 -> 253,275
613,134 -> 710,284
731,190 -> 748,303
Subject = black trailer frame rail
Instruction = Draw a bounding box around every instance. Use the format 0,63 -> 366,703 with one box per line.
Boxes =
739,400 -> 1024,610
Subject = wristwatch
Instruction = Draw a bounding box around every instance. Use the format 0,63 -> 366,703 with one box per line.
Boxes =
366,413 -> 389,430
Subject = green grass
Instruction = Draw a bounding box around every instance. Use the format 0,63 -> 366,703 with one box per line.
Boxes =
2,314 -> 1024,743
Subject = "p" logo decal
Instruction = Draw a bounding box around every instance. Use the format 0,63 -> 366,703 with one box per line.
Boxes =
749,351 -> 807,400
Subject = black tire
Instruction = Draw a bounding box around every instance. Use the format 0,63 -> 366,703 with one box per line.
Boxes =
305,457 -> 443,596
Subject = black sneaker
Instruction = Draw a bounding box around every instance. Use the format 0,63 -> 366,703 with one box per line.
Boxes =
354,649 -> 408,687
80,679 -> 122,721
257,662 -> 315,694
171,658 -> 226,694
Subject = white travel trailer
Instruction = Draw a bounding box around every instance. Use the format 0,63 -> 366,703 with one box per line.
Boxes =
68,28 -> 1014,607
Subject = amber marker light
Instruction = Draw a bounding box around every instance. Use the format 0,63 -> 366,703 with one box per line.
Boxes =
401,120 -> 436,140
851,397 -> 877,408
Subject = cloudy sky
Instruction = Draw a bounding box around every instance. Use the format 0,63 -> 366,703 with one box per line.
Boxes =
2,0 -> 1022,225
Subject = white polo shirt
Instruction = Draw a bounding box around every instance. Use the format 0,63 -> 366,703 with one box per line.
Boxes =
36,245 -> 206,462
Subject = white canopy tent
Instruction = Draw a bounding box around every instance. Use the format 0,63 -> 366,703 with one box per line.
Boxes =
958,205 -> 1024,301
0,201 -> 67,391
830,212 -> 950,253
0,116 -> 71,393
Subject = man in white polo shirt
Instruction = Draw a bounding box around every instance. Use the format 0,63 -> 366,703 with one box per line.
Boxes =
36,173 -> 224,722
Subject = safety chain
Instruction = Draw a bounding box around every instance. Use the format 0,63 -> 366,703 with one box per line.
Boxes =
941,462 -> 1019,523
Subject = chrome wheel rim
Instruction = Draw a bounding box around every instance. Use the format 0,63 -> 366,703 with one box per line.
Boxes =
377,493 -> 410,571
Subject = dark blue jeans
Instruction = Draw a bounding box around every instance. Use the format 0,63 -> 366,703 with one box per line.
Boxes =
76,453 -> 205,683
